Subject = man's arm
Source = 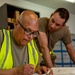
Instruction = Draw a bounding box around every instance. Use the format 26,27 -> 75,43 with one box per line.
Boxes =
0,68 -> 16,75
37,32 -> 53,68
66,43 -> 75,63
0,64 -> 35,75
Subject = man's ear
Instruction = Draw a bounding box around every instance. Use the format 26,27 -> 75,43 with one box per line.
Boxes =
14,20 -> 18,28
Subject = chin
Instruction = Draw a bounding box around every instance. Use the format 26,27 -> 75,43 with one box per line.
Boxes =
49,30 -> 54,32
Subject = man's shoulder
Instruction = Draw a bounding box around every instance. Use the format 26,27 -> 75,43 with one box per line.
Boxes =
55,26 -> 70,37
0,29 -> 11,43
61,26 -> 69,31
38,17 -> 49,27
0,29 -> 3,48
53,26 -> 70,35
0,29 -> 3,36
39,17 -> 49,21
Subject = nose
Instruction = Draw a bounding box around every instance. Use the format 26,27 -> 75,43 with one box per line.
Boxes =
51,23 -> 56,28
27,34 -> 34,39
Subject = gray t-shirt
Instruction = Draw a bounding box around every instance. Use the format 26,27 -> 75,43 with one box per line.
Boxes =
38,17 -> 72,50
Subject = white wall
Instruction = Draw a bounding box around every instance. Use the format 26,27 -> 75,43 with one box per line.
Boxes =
0,0 -> 75,34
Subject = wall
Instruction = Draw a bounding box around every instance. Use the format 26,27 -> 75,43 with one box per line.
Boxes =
0,0 -> 75,34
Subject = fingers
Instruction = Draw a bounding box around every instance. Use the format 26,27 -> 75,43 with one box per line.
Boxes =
41,66 -> 48,73
46,69 -> 53,75
39,66 -> 53,75
35,66 -> 42,74
24,64 -> 35,75
50,69 -> 53,75
36,66 -> 48,74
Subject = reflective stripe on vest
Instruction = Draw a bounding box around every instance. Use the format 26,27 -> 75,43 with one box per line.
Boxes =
0,29 -> 13,69
27,40 -> 38,68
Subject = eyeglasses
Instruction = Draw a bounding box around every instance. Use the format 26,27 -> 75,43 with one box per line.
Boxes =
18,21 -> 39,37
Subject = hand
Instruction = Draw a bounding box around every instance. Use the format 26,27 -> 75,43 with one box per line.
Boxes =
14,64 -> 35,75
35,66 -> 53,75
23,64 -> 35,75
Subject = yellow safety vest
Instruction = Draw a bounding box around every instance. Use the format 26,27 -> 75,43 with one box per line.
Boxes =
0,29 -> 38,69
28,40 -> 38,68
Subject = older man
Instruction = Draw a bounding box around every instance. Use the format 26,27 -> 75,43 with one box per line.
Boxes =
0,10 -> 52,75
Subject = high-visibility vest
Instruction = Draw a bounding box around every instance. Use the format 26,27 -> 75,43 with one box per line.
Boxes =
0,29 -> 38,69
27,40 -> 38,68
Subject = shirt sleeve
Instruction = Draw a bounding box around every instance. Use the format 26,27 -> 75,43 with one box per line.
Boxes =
38,17 -> 48,33
62,27 -> 72,45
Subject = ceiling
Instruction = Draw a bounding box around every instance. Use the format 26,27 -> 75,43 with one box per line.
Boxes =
25,0 -> 75,14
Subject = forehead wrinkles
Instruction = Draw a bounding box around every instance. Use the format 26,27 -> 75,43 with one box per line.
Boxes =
52,14 -> 64,25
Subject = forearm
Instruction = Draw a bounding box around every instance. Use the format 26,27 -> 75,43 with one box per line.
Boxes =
0,64 -> 35,75
0,68 -> 16,75
41,47 -> 53,68
0,66 -> 24,75
37,32 -> 54,68
67,48 -> 75,63
66,43 -> 75,63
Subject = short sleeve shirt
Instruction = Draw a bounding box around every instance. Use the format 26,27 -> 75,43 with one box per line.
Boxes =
38,17 -> 72,50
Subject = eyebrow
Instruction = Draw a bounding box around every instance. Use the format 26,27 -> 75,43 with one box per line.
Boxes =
52,18 -> 61,26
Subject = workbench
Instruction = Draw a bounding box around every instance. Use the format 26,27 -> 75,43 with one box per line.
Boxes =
52,67 -> 75,75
